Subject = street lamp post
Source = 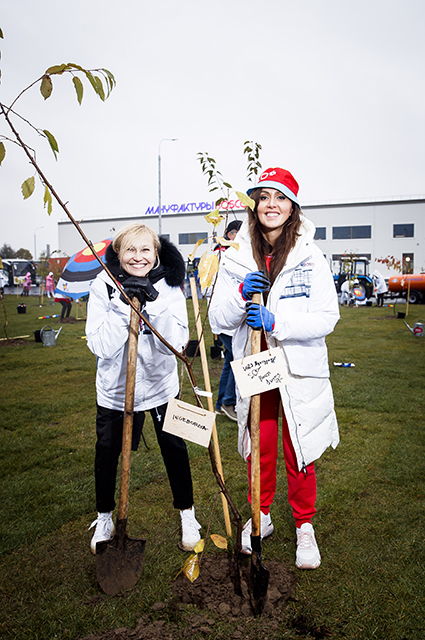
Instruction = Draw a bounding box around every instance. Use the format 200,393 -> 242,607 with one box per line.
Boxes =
34,226 -> 44,261
158,138 -> 177,236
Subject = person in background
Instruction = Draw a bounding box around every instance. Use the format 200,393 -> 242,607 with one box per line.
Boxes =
340,278 -> 351,305
46,272 -> 55,298
23,271 -> 32,296
209,167 -> 340,570
372,270 -> 388,307
86,223 -> 201,554
55,292 -> 72,320
210,220 -> 242,422
0,270 -> 7,296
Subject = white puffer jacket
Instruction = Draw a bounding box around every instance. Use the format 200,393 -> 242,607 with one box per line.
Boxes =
209,217 -> 340,470
86,239 -> 189,412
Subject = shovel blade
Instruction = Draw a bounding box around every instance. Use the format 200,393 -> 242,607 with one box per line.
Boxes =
96,521 -> 146,596
249,535 -> 270,616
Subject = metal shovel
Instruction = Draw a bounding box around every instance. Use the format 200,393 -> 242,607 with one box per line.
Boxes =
249,293 -> 269,616
96,298 -> 146,596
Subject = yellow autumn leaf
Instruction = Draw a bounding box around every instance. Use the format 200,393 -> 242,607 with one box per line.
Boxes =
198,251 -> 219,291
182,553 -> 199,583
211,534 -> 228,550
188,237 -> 206,262
236,191 -> 255,211
21,177 -> 35,200
205,209 -> 225,228
218,238 -> 239,251
194,539 -> 205,553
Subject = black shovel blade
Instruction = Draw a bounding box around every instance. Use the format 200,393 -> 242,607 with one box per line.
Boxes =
96,519 -> 146,596
249,534 -> 270,616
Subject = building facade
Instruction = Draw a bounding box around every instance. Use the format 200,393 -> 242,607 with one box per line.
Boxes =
58,196 -> 425,278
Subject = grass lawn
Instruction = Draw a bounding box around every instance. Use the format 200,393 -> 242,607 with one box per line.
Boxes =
0,293 -> 424,639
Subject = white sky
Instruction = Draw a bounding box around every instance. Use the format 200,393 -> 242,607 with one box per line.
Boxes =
1,0 -> 424,258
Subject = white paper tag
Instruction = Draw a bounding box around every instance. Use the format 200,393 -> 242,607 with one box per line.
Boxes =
162,397 -> 215,447
231,347 -> 289,399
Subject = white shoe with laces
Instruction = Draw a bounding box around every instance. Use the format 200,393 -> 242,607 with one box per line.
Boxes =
89,511 -> 115,555
179,507 -> 202,551
241,511 -> 274,555
296,522 -> 321,569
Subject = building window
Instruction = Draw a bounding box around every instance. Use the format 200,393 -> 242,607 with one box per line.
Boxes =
393,224 -> 414,238
332,225 -> 371,240
160,234 -> 170,241
402,253 -> 414,273
314,227 -> 326,240
179,232 -> 208,245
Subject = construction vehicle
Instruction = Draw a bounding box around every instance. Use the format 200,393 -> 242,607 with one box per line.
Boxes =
332,256 -> 374,301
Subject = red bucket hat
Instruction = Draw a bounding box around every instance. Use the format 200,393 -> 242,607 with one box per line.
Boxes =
247,167 -> 299,205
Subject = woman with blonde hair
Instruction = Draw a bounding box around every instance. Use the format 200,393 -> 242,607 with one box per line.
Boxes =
86,223 -> 201,553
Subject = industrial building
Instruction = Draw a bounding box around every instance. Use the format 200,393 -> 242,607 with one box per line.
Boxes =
58,195 -> 425,279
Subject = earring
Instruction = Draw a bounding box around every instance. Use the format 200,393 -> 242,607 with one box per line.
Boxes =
152,255 -> 160,270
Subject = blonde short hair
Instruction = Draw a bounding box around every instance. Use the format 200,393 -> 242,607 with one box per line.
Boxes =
112,223 -> 160,264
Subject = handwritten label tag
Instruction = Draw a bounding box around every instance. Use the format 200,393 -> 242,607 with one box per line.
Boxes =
231,347 -> 289,398
162,397 -> 215,447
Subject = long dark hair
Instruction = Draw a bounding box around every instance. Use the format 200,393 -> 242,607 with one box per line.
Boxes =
247,188 -> 302,284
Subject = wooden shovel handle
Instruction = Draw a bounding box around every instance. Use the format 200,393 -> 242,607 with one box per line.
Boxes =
118,297 -> 141,521
250,293 -> 262,538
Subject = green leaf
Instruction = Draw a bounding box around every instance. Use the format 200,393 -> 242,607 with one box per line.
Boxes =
93,75 -> 105,101
21,177 -> 35,200
44,185 -> 53,215
66,62 -> 84,72
45,64 -> 67,75
43,129 -> 59,159
101,68 -> 116,94
223,182 -> 232,189
0,141 -> 5,166
72,76 -> 84,105
84,70 -> 97,93
0,27 -> 4,39
40,75 -> 53,100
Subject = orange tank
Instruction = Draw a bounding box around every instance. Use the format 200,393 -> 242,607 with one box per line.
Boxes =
388,273 -> 425,293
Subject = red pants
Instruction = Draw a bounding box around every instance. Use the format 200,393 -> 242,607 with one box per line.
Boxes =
247,387 -> 317,528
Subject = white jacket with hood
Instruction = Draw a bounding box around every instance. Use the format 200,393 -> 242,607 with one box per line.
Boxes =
86,238 -> 189,412
209,217 -> 340,471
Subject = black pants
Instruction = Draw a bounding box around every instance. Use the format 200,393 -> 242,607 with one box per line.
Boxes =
377,293 -> 385,306
94,401 -> 193,513
59,299 -> 72,318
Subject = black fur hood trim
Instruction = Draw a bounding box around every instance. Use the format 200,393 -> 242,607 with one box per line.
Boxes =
105,235 -> 186,288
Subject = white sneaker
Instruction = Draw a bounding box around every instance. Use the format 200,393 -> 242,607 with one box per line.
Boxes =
179,507 -> 202,551
296,522 -> 321,569
89,511 -> 115,555
241,511 -> 274,555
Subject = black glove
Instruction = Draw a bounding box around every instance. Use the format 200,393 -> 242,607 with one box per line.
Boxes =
120,276 -> 159,306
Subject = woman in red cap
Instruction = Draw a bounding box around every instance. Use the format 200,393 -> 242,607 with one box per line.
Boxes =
209,168 -> 340,569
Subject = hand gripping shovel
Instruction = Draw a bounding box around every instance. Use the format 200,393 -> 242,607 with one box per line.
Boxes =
249,293 -> 270,616
96,298 -> 146,596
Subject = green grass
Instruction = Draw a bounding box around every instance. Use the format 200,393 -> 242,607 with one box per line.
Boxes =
0,295 -> 424,639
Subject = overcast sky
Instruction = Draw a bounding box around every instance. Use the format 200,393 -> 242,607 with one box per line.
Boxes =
1,0 -> 424,258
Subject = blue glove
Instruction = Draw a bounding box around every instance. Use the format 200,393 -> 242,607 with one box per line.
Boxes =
241,270 -> 270,300
246,302 -> 275,332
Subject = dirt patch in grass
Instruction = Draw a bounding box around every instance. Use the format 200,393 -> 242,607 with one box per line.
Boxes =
172,555 -> 296,617
0,338 -> 29,347
76,555 -> 297,640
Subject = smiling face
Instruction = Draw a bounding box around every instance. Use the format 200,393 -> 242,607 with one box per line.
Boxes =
256,188 -> 293,238
120,232 -> 157,277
